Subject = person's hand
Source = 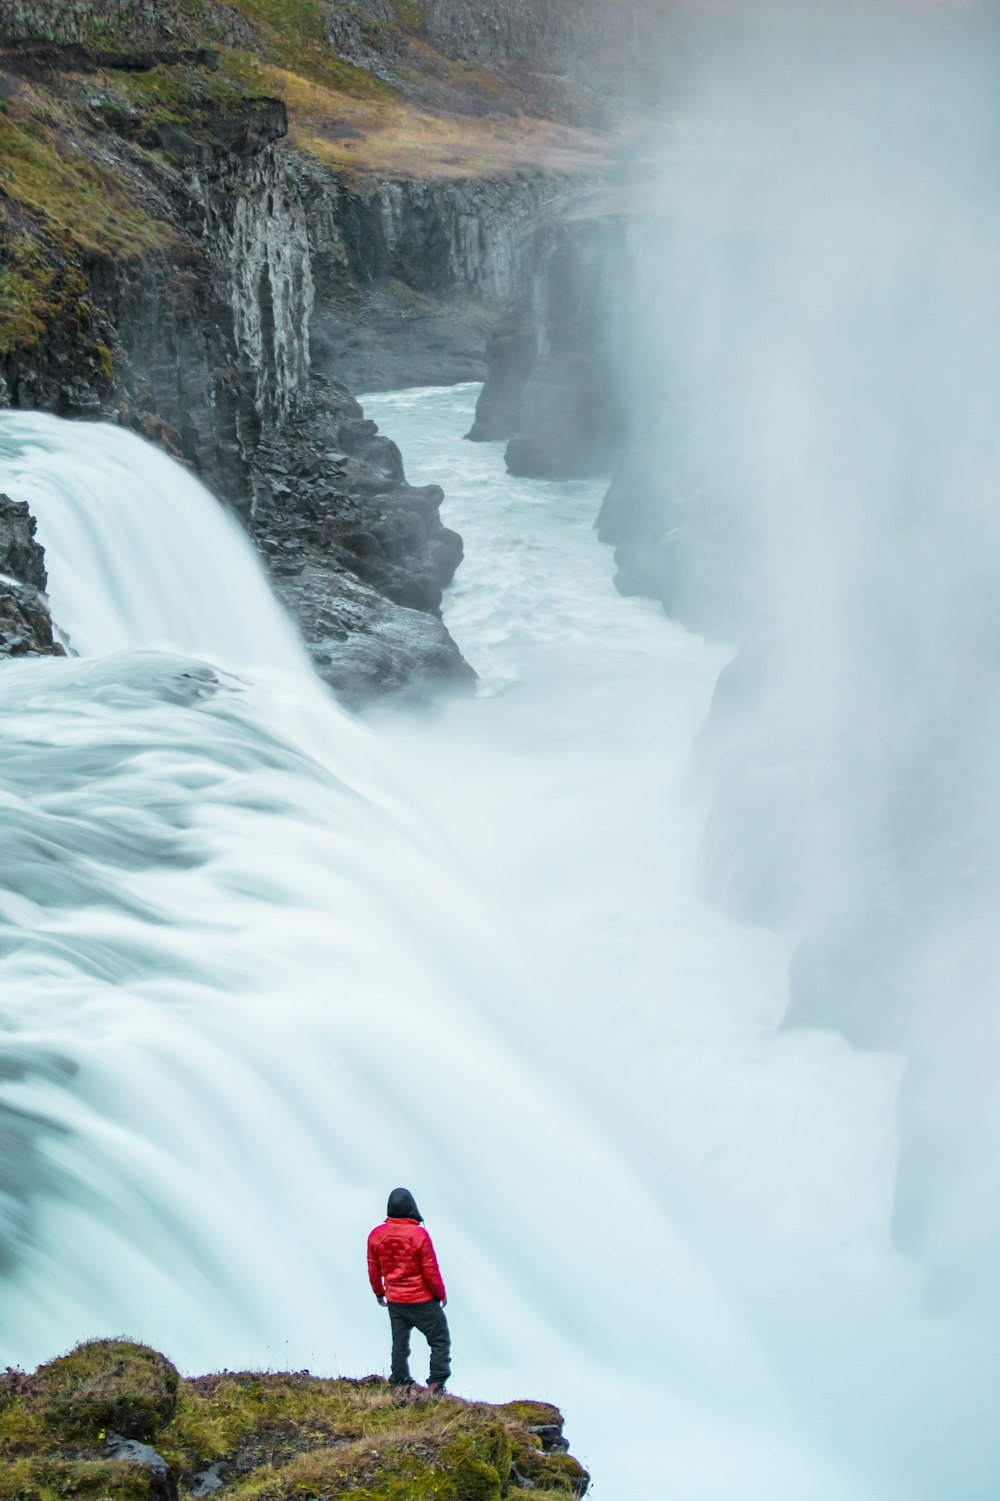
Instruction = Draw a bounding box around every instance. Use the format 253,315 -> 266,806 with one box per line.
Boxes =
377,1296 -> 387,1307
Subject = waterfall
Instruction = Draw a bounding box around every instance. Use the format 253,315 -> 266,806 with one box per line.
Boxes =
0,409 -> 871,1500
3,390 -> 995,1496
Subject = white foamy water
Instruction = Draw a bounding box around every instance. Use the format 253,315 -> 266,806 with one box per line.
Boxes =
0,396 -> 990,1498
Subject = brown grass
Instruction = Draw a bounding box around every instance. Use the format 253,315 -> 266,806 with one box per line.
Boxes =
261,64 -> 606,178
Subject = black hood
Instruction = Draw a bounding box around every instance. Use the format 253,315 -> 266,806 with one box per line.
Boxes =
387,1187 -> 422,1221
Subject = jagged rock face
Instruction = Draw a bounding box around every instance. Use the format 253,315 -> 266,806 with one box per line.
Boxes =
306,171 -> 562,393
422,0 -> 659,79
0,492 -> 63,656
111,97 -> 311,485
423,0 -> 576,62
340,176 -> 554,304
249,377 -> 475,705
183,106 -> 314,429
0,95 -> 310,509
472,209 -> 631,479
423,0 -> 673,104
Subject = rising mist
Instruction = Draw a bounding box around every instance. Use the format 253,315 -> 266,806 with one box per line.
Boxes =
610,1 -> 1000,1492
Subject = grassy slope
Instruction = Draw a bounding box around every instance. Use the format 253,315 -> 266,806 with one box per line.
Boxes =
91,0 -> 609,179
0,1339 -> 590,1501
0,0 -> 610,357
208,0 -> 608,178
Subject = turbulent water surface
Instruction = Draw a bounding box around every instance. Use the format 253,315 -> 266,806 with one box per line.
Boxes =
0,390 -> 988,1499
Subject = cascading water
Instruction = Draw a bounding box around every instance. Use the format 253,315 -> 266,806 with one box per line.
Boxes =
0,383 -> 991,1500
0,409 -> 866,1500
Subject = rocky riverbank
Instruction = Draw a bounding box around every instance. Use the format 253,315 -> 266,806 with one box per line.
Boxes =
0,1338 -> 590,1501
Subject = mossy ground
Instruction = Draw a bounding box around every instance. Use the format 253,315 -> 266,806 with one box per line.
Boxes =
0,74 -> 176,360
0,1341 -> 589,1501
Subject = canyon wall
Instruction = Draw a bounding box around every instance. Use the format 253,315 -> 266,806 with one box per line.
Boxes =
0,0 -> 621,702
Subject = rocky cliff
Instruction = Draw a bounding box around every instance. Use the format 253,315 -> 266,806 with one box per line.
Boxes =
470,198 -> 632,479
423,0 -> 667,99
0,1338 -> 591,1501
0,0 -> 635,702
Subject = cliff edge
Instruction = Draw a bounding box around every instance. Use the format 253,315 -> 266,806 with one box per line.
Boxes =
0,1338 -> 590,1501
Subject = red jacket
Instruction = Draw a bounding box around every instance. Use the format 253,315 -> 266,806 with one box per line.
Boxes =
367,1217 -> 446,1304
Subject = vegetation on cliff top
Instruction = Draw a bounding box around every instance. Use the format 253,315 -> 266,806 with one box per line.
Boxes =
189,0 -> 606,179
0,1339 -> 590,1501
0,0 -> 608,357
80,0 -> 605,178
0,79 -> 175,358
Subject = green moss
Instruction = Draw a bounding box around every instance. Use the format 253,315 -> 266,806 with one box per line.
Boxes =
92,343 -> 115,379
0,1457 -> 152,1501
251,1434 -> 503,1501
498,1401 -> 563,1429
35,1340 -> 179,1444
0,110 -> 172,256
441,1420 -> 511,1490
507,1444 -> 587,1496
510,1493 -> 579,1501
0,228 -> 103,359
2,1345 -> 586,1501
99,60 -> 249,125
0,243 -> 56,354
0,1393 -> 49,1455
158,1373 -> 379,1471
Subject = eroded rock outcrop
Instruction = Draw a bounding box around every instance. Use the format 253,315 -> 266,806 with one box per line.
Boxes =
470,202 -> 631,479
249,376 -> 473,705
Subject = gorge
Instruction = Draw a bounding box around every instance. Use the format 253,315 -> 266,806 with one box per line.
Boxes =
4,4 -> 1000,1501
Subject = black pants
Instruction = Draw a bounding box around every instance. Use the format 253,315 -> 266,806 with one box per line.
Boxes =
388,1299 -> 451,1387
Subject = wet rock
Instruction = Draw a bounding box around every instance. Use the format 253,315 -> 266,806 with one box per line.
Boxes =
466,315 -> 536,441
279,563 -> 475,709
0,493 -> 64,657
249,379 -> 474,699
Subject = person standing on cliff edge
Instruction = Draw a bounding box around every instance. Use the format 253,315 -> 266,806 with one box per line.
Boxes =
367,1187 -> 451,1393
